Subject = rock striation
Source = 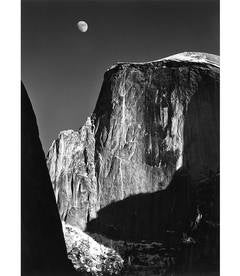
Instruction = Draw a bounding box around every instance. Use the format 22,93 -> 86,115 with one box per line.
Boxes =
47,52 -> 219,236
47,118 -> 99,229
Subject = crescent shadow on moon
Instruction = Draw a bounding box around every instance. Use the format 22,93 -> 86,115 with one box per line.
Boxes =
77,21 -> 88,33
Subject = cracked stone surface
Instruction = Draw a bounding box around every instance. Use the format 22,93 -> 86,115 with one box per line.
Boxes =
47,52 -> 219,233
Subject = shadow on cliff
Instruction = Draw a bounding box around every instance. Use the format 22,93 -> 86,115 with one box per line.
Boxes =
21,83 -> 77,276
87,168 -> 196,242
182,69 -> 220,180
172,68 -> 220,275
86,169 -> 219,275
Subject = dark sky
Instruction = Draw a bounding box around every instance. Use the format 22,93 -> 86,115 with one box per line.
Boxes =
22,0 -> 219,153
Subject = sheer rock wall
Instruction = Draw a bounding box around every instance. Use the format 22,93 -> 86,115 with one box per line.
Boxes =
47,53 -> 219,232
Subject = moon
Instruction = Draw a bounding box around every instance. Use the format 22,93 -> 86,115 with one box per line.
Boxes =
77,21 -> 88,33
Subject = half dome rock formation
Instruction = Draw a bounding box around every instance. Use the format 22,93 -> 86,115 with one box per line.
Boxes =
21,83 -> 76,275
47,52 -> 219,236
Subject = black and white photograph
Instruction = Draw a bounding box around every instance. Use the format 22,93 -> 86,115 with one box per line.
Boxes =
20,0 -> 220,275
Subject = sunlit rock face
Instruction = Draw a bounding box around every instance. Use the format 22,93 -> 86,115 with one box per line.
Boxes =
62,222 -> 123,275
47,52 -> 219,233
47,118 -> 99,229
92,53 -> 219,207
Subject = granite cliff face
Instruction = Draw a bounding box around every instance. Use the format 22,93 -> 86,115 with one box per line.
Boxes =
47,119 -> 98,229
47,52 -> 219,236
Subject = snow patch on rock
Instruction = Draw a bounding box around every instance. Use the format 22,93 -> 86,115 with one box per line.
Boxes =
107,52 -> 219,71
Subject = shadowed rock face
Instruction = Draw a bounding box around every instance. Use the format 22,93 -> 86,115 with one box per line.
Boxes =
21,83 -> 76,276
47,53 -> 219,233
87,168 -> 196,241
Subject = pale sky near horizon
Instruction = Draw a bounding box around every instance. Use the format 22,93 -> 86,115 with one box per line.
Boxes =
22,0 -> 219,153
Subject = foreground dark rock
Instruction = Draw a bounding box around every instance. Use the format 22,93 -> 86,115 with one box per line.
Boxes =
21,83 -> 77,276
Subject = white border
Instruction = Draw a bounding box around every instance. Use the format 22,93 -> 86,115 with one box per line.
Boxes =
2,0 -> 238,275
221,0 -> 240,275
0,0 -> 20,275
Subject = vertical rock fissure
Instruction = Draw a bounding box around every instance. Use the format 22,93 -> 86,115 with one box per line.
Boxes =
119,158 -> 124,200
